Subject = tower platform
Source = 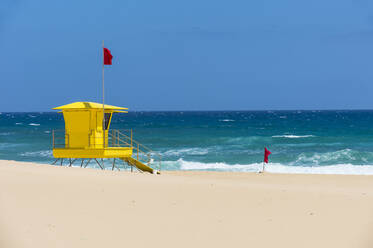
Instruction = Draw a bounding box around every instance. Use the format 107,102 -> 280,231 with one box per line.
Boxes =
53,147 -> 133,158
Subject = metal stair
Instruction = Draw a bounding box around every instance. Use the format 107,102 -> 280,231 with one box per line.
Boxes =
108,129 -> 161,173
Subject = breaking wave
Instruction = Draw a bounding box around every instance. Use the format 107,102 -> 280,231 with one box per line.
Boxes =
0,143 -> 23,149
159,148 -> 209,157
219,119 -> 235,122
0,132 -> 13,136
272,135 -> 315,138
20,150 -> 53,158
292,149 -> 372,166
162,159 -> 373,175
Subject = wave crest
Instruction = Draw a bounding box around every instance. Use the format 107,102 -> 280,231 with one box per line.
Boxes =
292,149 -> 373,166
160,148 -> 209,157
219,119 -> 235,122
162,159 -> 373,175
272,135 -> 315,138
20,150 -> 52,158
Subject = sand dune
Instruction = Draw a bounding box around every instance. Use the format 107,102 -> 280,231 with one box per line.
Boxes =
1,160 -> 373,248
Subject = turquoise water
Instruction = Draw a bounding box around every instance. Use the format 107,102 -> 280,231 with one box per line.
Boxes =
2,110 -> 373,174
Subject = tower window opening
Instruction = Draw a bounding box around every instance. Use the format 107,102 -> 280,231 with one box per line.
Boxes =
104,113 -> 112,130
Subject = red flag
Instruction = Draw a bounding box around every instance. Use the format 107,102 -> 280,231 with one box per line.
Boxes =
264,147 -> 271,163
103,48 -> 113,65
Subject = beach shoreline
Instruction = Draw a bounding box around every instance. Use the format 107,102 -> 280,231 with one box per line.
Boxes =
1,160 -> 373,248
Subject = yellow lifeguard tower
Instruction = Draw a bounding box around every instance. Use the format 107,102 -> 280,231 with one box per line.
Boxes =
51,101 -> 160,173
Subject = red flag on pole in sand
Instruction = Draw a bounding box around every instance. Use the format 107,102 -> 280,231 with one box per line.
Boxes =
261,147 -> 271,173
102,44 -> 113,148
103,48 -> 113,65
264,147 -> 271,163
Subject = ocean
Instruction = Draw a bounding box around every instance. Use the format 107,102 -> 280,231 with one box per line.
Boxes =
2,110 -> 373,175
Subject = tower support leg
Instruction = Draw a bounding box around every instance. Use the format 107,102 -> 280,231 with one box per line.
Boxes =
69,159 -> 77,167
94,158 -> 104,170
112,158 -> 116,171
84,159 -> 92,168
51,158 -> 60,165
70,158 -> 77,167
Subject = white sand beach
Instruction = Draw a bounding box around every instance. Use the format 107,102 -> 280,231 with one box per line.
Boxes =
1,160 -> 373,248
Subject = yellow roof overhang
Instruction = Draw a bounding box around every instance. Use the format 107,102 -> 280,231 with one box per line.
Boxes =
53,102 -> 128,111
114,111 -> 128,113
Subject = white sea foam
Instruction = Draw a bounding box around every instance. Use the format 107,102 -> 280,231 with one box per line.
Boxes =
226,136 -> 266,144
267,163 -> 373,175
20,150 -> 53,158
160,148 -> 209,156
177,159 -> 260,171
294,149 -> 358,165
15,122 -> 23,125
29,123 -> 40,126
219,119 -> 235,122
0,132 -> 13,136
0,143 -> 23,149
272,135 -> 315,138
163,159 -> 373,175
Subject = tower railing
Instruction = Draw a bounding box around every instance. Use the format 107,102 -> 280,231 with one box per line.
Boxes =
108,129 -> 162,172
52,129 -> 69,148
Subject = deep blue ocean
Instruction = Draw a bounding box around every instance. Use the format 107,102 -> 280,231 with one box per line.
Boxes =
2,110 -> 373,174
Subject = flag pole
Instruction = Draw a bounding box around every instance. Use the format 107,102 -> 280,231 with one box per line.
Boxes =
102,40 -> 105,148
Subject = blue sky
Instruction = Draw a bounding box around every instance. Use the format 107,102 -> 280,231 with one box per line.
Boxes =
1,0 -> 373,111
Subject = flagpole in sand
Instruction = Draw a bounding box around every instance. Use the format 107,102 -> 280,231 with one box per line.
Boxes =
260,147 -> 266,173
102,40 -> 105,148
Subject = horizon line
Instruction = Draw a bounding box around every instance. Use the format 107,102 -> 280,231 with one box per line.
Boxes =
2,108 -> 373,113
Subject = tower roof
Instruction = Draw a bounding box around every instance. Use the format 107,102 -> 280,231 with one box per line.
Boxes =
53,102 -> 128,111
